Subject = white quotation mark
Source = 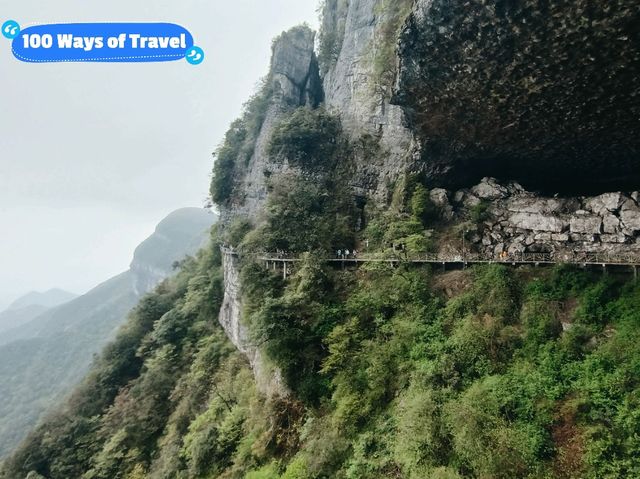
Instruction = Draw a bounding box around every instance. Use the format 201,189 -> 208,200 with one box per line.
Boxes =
2,20 -> 20,39
185,46 -> 204,65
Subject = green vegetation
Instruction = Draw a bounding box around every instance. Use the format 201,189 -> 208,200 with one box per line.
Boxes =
268,107 -> 343,171
317,0 -> 349,73
210,79 -> 273,205
7,229 -> 640,478
371,0 -> 414,96
362,180 -> 437,255
6,20 -> 640,476
0,209 -> 215,460
470,200 -> 491,224
241,173 -> 356,255
8,160 -> 640,479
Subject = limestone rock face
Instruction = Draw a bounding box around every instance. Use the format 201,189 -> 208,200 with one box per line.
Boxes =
216,3 -> 640,393
217,27 -> 322,392
471,177 -> 509,200
271,27 -> 323,107
430,188 -> 454,220
221,26 -> 321,226
321,0 -> 414,200
509,213 -> 567,234
395,0 -> 640,193
570,216 -> 603,235
130,208 -> 217,296
603,215 -> 621,234
621,208 -> 640,232
218,251 -> 288,397
585,193 -> 624,216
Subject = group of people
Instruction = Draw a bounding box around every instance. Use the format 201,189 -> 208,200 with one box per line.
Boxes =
336,249 -> 359,259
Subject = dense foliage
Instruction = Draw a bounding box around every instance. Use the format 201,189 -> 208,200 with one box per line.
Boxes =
240,173 -> 357,255
2,238 -> 230,479
235,253 -> 640,478
10,87 -> 640,477
267,108 -> 343,171
7,228 -> 640,478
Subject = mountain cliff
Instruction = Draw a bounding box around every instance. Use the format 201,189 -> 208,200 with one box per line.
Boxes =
3,2 -> 640,478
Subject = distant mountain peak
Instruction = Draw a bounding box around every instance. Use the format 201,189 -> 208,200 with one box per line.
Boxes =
130,208 -> 217,296
7,289 -> 77,311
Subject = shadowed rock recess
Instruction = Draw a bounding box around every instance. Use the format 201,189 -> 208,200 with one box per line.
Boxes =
395,0 -> 640,194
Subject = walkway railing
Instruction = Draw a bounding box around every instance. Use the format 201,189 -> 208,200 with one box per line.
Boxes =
221,247 -> 640,267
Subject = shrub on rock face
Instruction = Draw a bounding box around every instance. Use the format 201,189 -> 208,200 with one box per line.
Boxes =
211,80 -> 274,205
268,107 -> 343,170
411,184 -> 439,225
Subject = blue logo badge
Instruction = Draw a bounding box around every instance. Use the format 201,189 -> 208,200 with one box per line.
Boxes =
2,20 -> 20,39
185,46 -> 204,65
10,23 -> 196,63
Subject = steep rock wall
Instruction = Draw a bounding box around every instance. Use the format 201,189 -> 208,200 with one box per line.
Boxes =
216,3 -> 640,393
322,0 -> 415,201
217,9 -> 417,388
218,250 -> 288,396
217,27 -> 320,394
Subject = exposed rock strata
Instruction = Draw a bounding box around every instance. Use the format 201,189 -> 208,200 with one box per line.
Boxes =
218,3 -> 640,393
448,178 -> 640,257
322,0 -> 414,200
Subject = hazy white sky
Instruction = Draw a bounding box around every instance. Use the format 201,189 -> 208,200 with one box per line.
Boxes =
0,0 -> 319,308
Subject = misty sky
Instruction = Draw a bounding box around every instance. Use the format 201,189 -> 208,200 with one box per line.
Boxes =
0,0 -> 319,309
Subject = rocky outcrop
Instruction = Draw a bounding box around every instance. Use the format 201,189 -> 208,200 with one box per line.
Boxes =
218,250 -> 288,397
216,27 -> 323,391
221,26 -> 322,225
446,178 -> 640,256
395,0 -> 640,194
217,12 -> 417,387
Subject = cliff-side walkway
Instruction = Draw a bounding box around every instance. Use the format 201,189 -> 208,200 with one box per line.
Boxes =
221,247 -> 640,279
